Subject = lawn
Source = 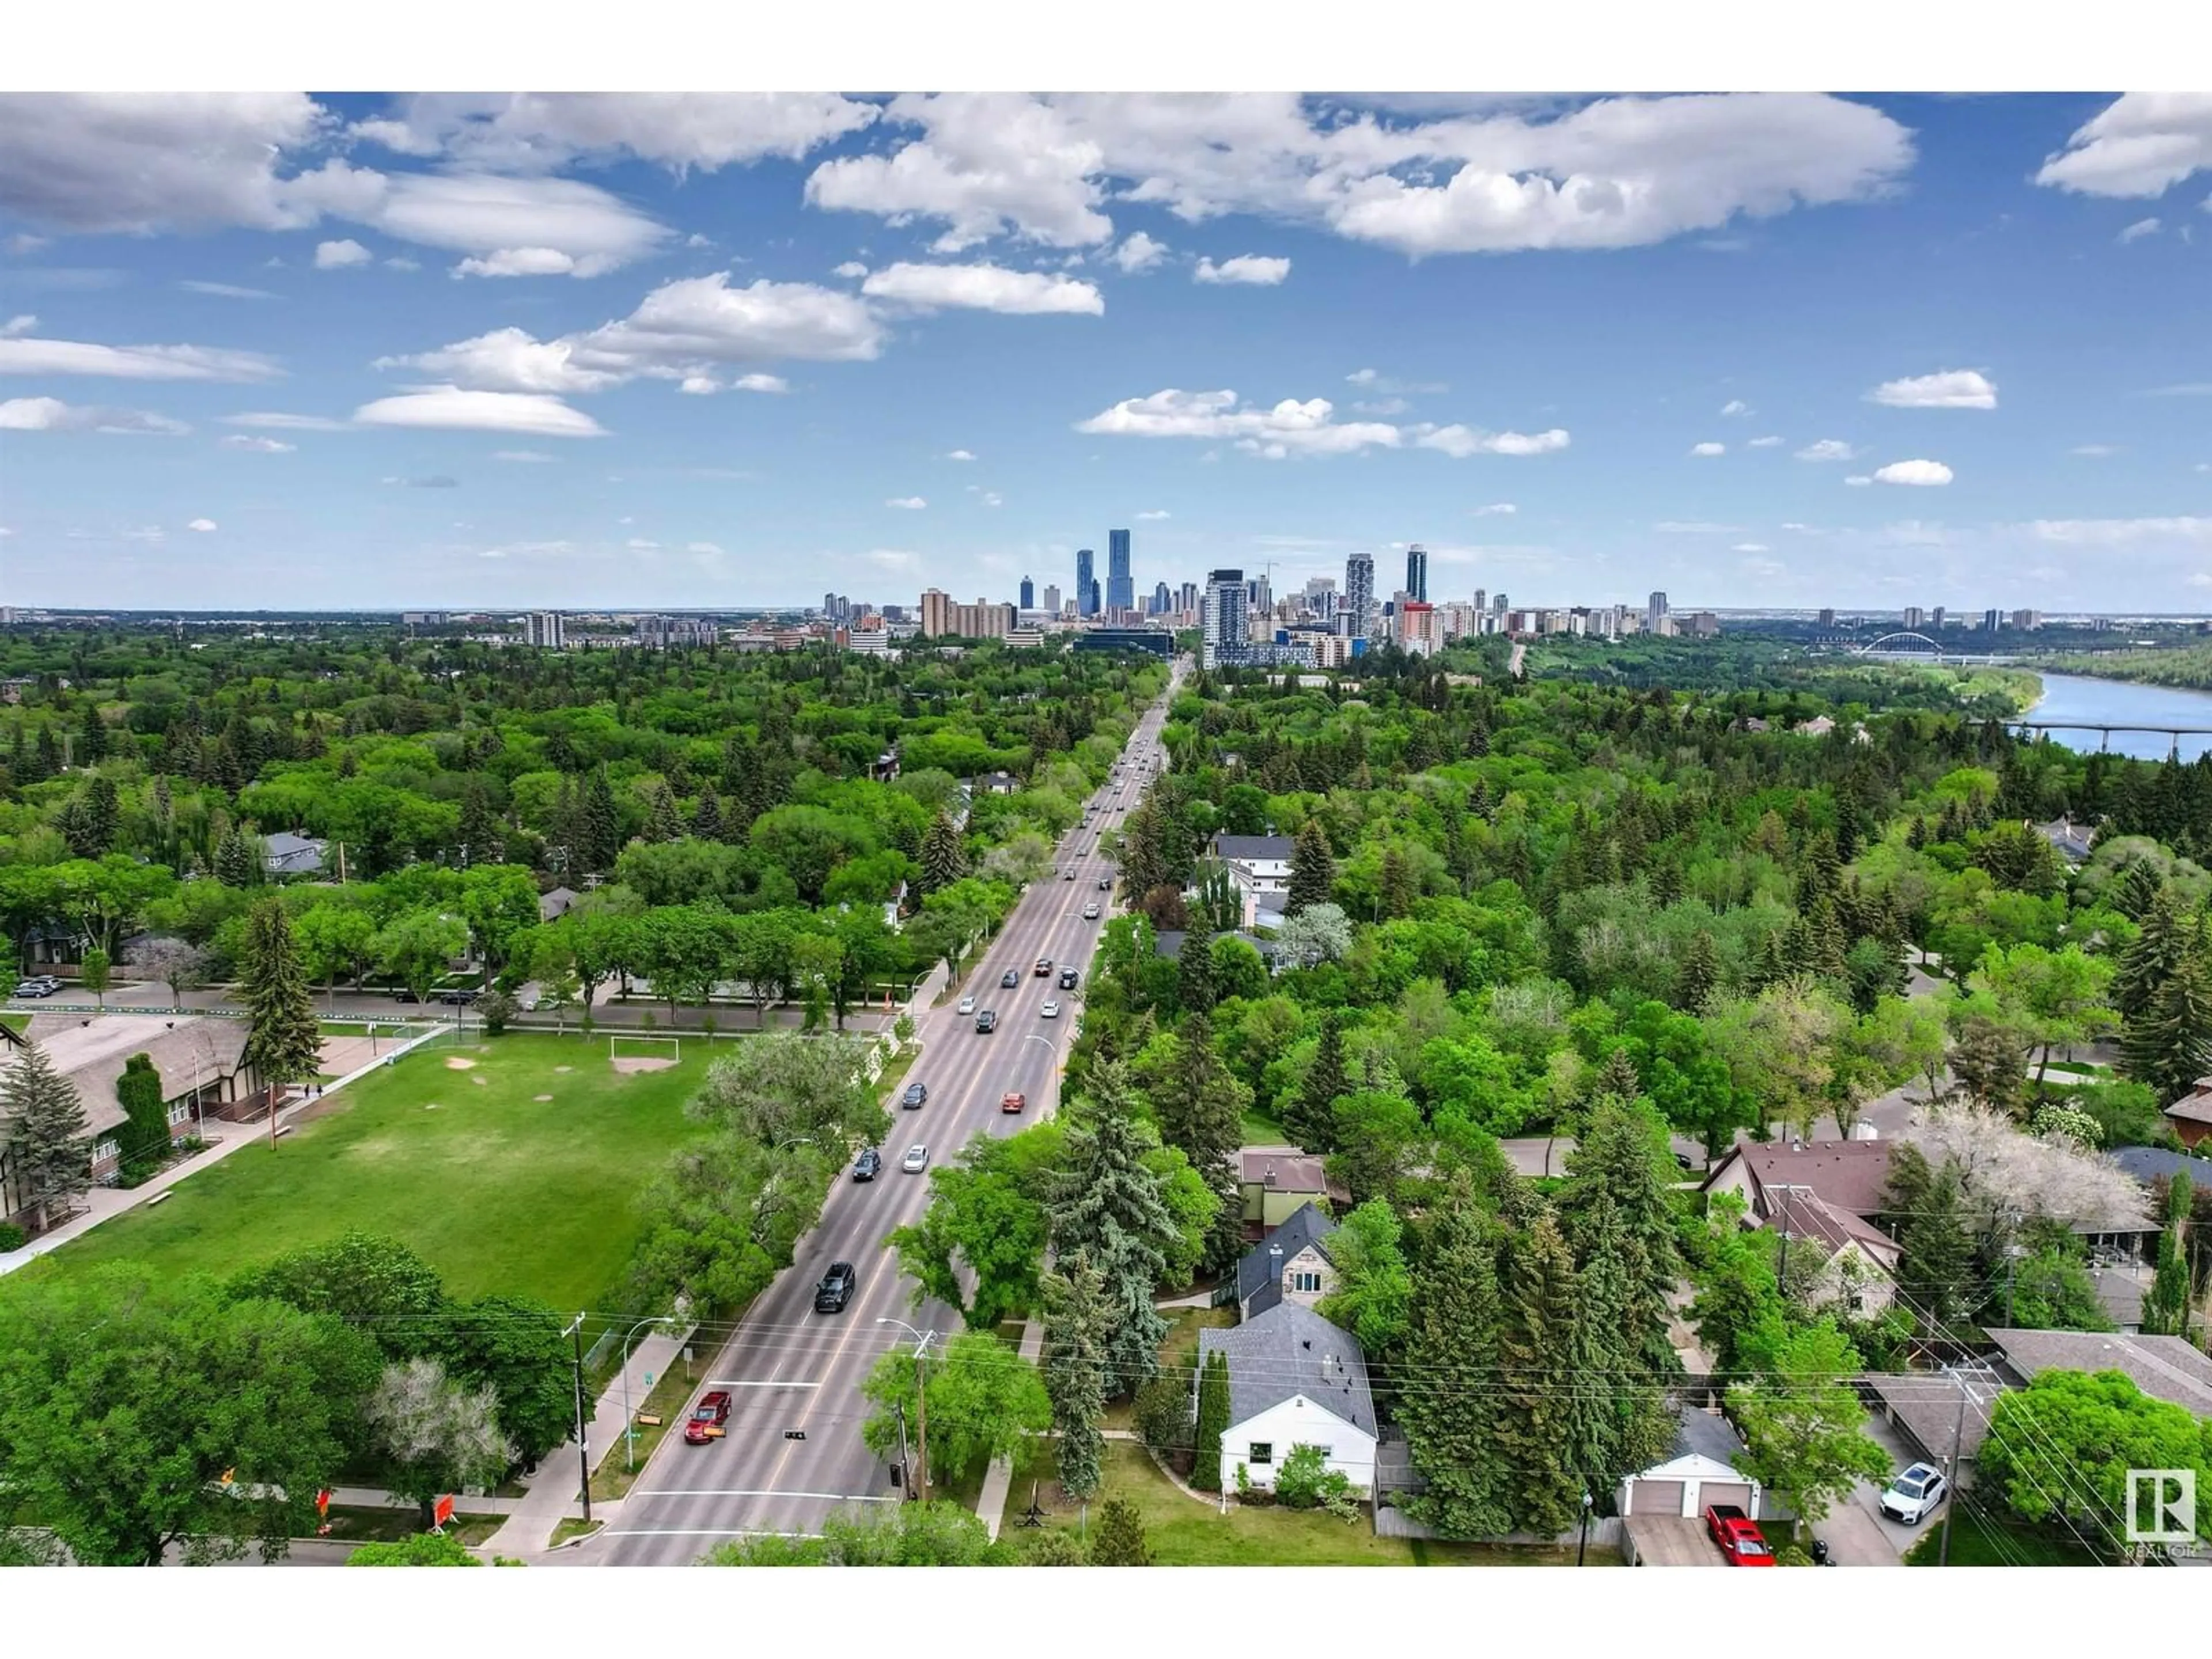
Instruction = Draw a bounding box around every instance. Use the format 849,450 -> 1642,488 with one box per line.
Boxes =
1004,1440 -> 1599,1566
44,1032 -> 714,1312
1104,1305 -> 1234,1430
1240,1107 -> 1291,1146
1903,1503 -> 2103,1566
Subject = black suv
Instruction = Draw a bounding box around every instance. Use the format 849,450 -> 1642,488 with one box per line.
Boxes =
1058,967 -> 1080,990
815,1261 -> 858,1313
853,1148 -> 882,1181
1000,968 -> 1020,988
975,1009 -> 998,1033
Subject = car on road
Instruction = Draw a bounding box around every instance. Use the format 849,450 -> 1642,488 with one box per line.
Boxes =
1705,1505 -> 1774,1565
1040,1000 -> 1060,1019
1082,903 -> 1100,921
392,988 -> 423,1003
1058,967 -> 1079,989
683,1391 -> 732,1444
12,979 -> 55,999
902,1143 -> 930,1173
1035,957 -> 1052,976
852,1147 -> 882,1181
901,1081 -> 927,1109
1878,1463 -> 1949,1526
433,987 -> 480,1005
1098,876 -> 1112,890
1001,1092 -> 1027,1113
814,1260 -> 858,1313
975,1009 -> 998,1033
958,995 -> 976,1016
1000,968 -> 1020,988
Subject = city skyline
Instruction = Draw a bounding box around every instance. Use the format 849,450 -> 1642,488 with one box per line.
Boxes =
9,91 -> 2212,612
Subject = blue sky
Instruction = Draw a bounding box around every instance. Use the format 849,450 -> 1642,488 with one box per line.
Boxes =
4,90 -> 2212,613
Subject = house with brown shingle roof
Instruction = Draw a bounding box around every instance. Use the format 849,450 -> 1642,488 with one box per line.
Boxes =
1702,1137 -> 1902,1314
2163,1077 -> 2212,1150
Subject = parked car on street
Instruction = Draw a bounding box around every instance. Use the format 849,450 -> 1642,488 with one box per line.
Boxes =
852,1148 -> 882,1181
1879,1463 -> 1949,1526
1705,1505 -> 1774,1565
975,1010 -> 998,1033
902,1143 -> 930,1173
12,979 -> 54,999
683,1391 -> 732,1444
901,1082 -> 927,1109
814,1261 -> 858,1313
433,987 -> 480,1005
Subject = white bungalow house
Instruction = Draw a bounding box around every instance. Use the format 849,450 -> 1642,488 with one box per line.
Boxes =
1196,1302 -> 1377,1497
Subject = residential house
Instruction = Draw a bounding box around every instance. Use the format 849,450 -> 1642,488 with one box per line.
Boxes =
1205,834 -> 1296,930
2109,1142 -> 2212,1188
968,770 -> 1022,797
1196,1302 -> 1378,1496
1617,1404 -> 1766,1520
1239,1148 -> 1348,1232
1234,1201 -> 1338,1320
1794,715 -> 1837,738
1701,1138 -> 1902,1315
537,886 -> 580,923
1153,929 -> 1282,974
0,1014 -> 255,1219
2035,816 -> 2097,866
263,831 -> 329,878
1865,1361 -> 2009,1476
2157,1080 -> 2212,1150
1982,1327 -> 2212,1422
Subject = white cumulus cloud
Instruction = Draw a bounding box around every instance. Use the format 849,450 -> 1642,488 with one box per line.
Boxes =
1871,459 -> 1952,486
1111,231 -> 1169,272
353,92 -> 877,174
315,238 -> 372,268
2036,93 -> 2212,198
734,373 -> 788,393
0,396 -> 189,434
1720,398 -> 1751,416
1418,425 -> 1571,457
832,260 -> 868,278
887,496 -> 927,509
1796,438 -> 1857,461
187,517 -> 217,532
945,448 -> 976,461
2119,216 -> 2161,243
861,262 -> 1103,315
1748,434 -> 1783,447
1690,441 -> 1726,456
353,385 -> 607,438
1869,369 -> 1997,410
1077,388 -> 1399,459
1194,253 -> 1290,285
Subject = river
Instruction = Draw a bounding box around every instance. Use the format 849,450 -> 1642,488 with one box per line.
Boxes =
2025,672 -> 2212,762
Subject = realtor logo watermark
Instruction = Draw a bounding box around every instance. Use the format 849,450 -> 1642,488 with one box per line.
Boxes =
2126,1469 -> 2196,1546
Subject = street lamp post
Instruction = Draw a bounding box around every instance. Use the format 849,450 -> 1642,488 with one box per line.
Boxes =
620,1315 -> 677,1472
1577,1488 -> 1593,1566
1022,1032 -> 1062,1119
877,1318 -> 937,1504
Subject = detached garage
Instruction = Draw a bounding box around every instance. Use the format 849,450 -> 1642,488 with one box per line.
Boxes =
1617,1406 -> 1764,1520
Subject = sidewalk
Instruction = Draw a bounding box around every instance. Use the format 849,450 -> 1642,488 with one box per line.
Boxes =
976,1315 -> 1046,1540
0,1023 -> 449,1276
482,1324 -> 694,1559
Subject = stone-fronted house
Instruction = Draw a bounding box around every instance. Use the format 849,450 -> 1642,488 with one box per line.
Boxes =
1196,1302 -> 1378,1497
1234,1201 -> 1338,1321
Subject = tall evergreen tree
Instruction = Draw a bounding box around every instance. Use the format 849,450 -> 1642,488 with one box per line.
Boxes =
1148,1013 -> 1247,1277
1285,819 -> 1335,916
1,1037 -> 92,1232
78,704 -> 108,765
1038,1253 -> 1113,1502
582,770 -> 622,873
2142,1173 -> 2195,1339
1396,1191 -> 1514,1539
1048,1060 -> 1175,1394
2112,884 -> 2188,1020
1284,1015 -> 1347,1152
34,724 -> 60,782
455,776 -> 501,868
1675,930 -> 1721,1011
238,899 -> 322,1111
1495,1210 -> 1584,1536
1563,1207 -> 1677,1502
1176,927 -> 1216,1014
918,809 -> 967,896
115,1052 -> 169,1175
1556,1099 -> 1683,1377
645,781 -> 684,843
214,826 -> 259,888
691,782 -> 726,843
1892,1152 -> 1975,1340
2122,948 -> 2212,1105
1191,1349 -> 1230,1494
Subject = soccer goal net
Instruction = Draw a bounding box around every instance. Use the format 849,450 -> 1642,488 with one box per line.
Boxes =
608,1033 -> 682,1066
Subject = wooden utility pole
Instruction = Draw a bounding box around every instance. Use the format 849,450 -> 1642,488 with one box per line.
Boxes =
914,1342 -> 931,1506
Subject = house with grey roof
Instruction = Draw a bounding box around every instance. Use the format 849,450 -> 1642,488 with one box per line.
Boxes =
1982,1327 -> 2212,1421
1196,1302 -> 1378,1496
263,831 -> 328,878
1617,1404 -> 1767,1520
2034,816 -> 2096,865
1204,833 -> 1296,929
1234,1201 -> 1338,1320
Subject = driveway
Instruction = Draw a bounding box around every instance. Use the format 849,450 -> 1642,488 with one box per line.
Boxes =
1815,1410 -> 1925,1565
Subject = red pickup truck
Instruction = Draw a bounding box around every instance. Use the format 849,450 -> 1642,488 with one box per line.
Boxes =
1705,1504 -> 1774,1565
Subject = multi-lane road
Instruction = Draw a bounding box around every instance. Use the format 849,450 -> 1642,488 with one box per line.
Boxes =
592,662 -> 1181,1565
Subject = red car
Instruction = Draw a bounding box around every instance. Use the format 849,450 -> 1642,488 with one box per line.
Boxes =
683,1390 -> 732,1445
1034,958 -> 1053,976
1001,1092 -> 1027,1113
1705,1504 -> 1774,1565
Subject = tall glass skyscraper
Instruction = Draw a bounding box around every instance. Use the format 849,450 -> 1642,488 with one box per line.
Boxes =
1107,528 -> 1134,612
1344,550 -> 1376,640
1019,576 -> 1035,610
1076,548 -> 1096,616
1405,544 -> 1428,603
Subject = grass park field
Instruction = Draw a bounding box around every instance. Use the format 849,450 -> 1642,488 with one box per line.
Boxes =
46,1032 -> 715,1312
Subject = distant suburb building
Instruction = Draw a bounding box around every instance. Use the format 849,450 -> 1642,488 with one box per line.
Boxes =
524,611 -> 566,649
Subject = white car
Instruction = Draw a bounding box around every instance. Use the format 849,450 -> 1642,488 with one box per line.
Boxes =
1878,1463 -> 1948,1525
1041,1000 -> 1060,1018
1082,903 -> 1101,921
957,995 -> 976,1016
901,1143 -> 930,1174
